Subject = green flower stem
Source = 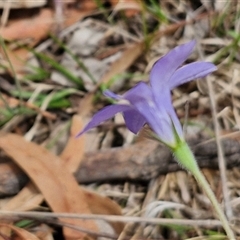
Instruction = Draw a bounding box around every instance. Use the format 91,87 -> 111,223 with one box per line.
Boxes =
173,141 -> 235,240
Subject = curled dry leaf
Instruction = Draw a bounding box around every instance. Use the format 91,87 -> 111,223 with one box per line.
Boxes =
0,129 -> 125,239
0,133 -> 98,240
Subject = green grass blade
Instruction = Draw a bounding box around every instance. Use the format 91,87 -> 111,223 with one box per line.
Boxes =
50,34 -> 97,84
29,49 -> 84,88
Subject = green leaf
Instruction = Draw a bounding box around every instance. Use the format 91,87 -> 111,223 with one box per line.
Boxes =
24,65 -> 50,82
15,219 -> 34,228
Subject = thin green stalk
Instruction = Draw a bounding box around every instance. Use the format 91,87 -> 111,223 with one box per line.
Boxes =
173,141 -> 235,240
192,166 -> 235,240
141,8 -> 151,49
29,49 -> 84,88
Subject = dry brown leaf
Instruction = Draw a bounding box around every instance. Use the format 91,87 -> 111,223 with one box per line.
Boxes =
0,182 -> 43,238
0,117 -> 124,237
60,115 -> 85,173
77,0 -> 98,10
77,93 -> 96,120
0,7 -> 95,73
1,182 -> 43,211
60,115 -> 124,234
111,0 -> 141,17
0,133 -> 98,240
63,8 -> 96,29
0,223 -> 40,240
83,189 -> 124,234
0,9 -> 54,72
0,9 -> 54,43
99,42 -> 144,86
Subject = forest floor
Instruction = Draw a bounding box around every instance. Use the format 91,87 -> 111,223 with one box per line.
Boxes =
0,0 -> 240,239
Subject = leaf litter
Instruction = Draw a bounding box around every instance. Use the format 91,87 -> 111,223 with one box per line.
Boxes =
1,0 -> 240,239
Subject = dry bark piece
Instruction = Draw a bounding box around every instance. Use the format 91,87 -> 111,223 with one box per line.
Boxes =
0,162 -> 28,197
77,140 -> 170,183
0,137 -> 240,194
76,137 -> 240,183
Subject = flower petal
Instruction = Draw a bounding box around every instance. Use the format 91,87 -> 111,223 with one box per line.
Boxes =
76,104 -> 132,137
104,89 -> 122,100
104,87 -> 147,133
123,109 -> 146,133
150,40 -> 196,93
136,100 -> 177,145
123,81 -> 153,104
159,89 -> 183,140
169,62 -> 217,89
123,82 -> 179,145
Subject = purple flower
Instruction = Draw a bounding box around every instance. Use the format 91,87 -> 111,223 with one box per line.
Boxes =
77,40 -> 217,148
